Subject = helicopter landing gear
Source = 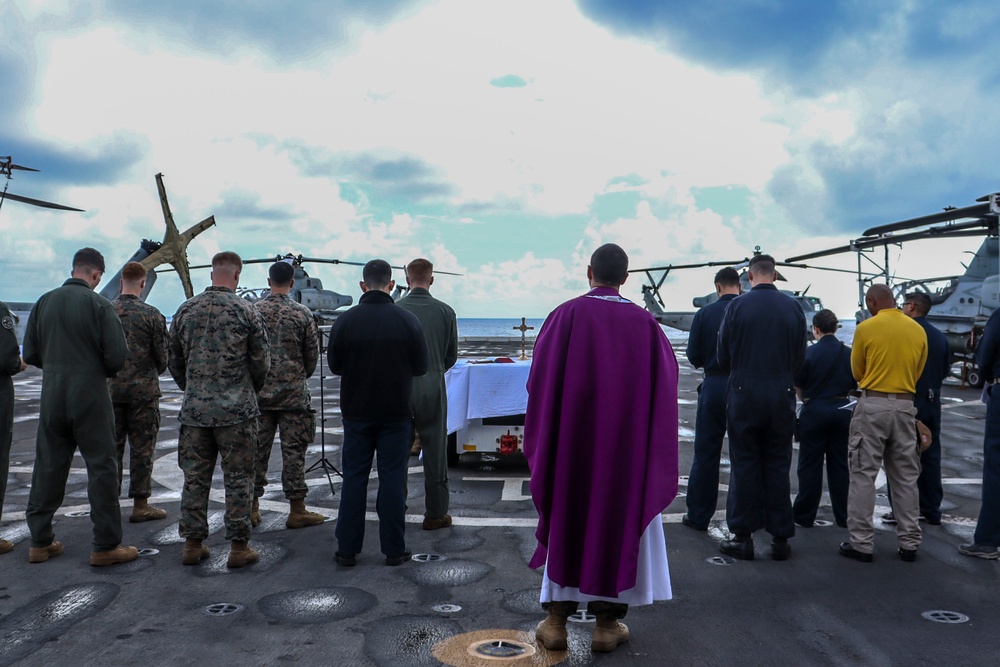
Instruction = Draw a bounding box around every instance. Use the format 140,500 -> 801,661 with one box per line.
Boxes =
964,362 -> 985,389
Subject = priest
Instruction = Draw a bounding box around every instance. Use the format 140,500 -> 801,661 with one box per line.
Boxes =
524,243 -> 679,654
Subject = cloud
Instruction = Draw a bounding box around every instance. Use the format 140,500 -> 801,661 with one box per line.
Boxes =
490,74 -> 528,88
102,0 -> 426,63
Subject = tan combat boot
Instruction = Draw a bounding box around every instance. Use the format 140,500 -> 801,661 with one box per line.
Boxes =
591,617 -> 630,653
90,544 -> 139,567
286,498 -> 325,529
0,539 -> 13,555
130,497 -> 167,523
250,498 -> 260,527
227,540 -> 259,568
535,601 -> 575,651
182,539 -> 210,565
28,541 -> 64,563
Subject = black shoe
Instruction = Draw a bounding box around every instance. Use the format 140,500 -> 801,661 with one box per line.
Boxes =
898,547 -> 918,562
385,551 -> 411,566
771,538 -> 791,561
881,512 -> 897,524
334,552 -> 357,567
681,515 -> 708,531
838,542 -> 873,563
921,514 -> 941,526
720,536 -> 754,561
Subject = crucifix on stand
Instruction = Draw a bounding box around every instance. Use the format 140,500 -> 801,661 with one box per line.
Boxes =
513,317 -> 534,360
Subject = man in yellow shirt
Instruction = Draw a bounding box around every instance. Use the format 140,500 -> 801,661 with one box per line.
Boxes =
840,284 -> 927,563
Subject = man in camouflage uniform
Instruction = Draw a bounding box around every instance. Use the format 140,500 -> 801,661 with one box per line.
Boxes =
252,260 -> 324,529
23,248 -> 139,567
397,258 -> 458,530
1,300 -> 27,556
109,262 -> 169,523
168,251 -> 270,568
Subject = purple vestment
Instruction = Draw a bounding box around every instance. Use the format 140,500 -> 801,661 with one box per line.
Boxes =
524,287 -> 679,598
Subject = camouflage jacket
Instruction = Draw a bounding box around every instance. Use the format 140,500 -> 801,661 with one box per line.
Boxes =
254,293 -> 319,410
168,286 -> 270,427
108,294 -> 168,402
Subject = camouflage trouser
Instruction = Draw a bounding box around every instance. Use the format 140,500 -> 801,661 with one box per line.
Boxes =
113,399 -> 160,499
177,419 -> 256,542
254,409 -> 316,500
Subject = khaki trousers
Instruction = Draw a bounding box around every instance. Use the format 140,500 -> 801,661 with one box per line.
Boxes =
847,394 -> 922,552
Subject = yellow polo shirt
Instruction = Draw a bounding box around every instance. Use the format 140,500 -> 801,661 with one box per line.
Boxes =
851,308 -> 928,393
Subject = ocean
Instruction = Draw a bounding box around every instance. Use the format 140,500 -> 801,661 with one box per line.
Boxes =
459,317 -> 858,345
457,318 -> 546,338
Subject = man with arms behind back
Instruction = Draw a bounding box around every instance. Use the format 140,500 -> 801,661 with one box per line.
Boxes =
23,247 -> 138,567
396,258 -> 458,531
109,261 -> 169,524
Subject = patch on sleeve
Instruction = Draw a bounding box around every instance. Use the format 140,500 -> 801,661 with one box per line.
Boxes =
1,316 -> 13,330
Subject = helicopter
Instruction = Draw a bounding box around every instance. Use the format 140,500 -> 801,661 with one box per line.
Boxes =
631,247 -> 860,339
220,254 -> 361,324
786,192 -> 1000,386
221,254 -> 463,325
5,172 -> 215,340
0,156 -> 84,213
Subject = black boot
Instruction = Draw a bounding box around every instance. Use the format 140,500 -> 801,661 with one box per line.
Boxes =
720,533 -> 754,560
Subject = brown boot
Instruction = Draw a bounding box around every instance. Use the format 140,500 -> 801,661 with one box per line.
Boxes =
0,539 -> 13,555
591,618 -> 630,653
130,497 -> 168,523
227,540 -> 259,568
28,541 -> 64,563
251,498 -> 261,527
535,601 -> 576,651
286,498 -> 325,529
182,539 -> 211,565
90,544 -> 139,567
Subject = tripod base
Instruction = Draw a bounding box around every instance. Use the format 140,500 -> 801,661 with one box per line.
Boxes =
306,456 -> 342,497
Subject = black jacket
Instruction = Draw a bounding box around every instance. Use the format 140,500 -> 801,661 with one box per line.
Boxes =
328,289 -> 428,421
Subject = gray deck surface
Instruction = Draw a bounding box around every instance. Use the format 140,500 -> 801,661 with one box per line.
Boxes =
1,338 -> 997,666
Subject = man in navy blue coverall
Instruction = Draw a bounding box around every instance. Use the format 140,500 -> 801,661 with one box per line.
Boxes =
683,267 -> 741,530
717,254 -> 806,561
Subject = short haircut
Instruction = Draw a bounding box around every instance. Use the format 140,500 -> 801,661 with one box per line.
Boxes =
714,267 -> 740,287
121,261 -> 147,282
812,309 -> 840,334
904,291 -> 932,315
406,258 -> 433,283
363,259 -> 392,289
73,247 -> 105,274
212,251 -> 243,272
268,261 -> 295,286
748,253 -> 776,276
590,243 -> 629,285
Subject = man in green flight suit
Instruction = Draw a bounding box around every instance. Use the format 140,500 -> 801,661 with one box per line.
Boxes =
397,258 -> 459,530
23,247 -> 139,567
1,300 -> 27,555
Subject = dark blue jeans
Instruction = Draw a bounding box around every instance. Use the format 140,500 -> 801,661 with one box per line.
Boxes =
975,393 -> 1000,546
336,418 -> 412,557
686,375 -> 728,527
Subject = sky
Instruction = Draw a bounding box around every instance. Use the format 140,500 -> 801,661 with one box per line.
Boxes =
2,0 -> 999,320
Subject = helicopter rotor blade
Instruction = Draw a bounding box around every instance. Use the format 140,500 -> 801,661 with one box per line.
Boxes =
863,202 -> 991,236
0,190 -> 84,211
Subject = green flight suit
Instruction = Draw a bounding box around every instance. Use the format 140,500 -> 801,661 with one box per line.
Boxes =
1,301 -> 24,523
397,287 -> 458,519
23,278 -> 128,551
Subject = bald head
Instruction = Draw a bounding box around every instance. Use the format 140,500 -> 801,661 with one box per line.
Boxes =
865,284 -> 896,315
